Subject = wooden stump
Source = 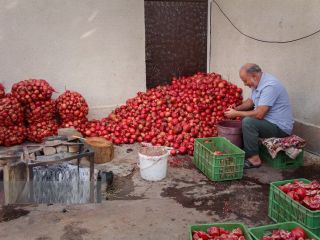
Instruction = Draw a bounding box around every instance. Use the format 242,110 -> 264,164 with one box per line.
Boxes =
85,137 -> 114,164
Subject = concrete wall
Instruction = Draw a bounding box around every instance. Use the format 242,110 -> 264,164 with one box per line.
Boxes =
0,0 -> 146,119
210,0 -> 320,154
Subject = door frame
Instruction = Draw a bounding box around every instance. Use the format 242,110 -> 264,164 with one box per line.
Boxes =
207,0 -> 212,73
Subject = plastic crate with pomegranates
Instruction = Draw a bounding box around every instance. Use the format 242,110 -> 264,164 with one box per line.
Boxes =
189,222 -> 252,240
193,137 -> 245,181
249,222 -> 319,240
269,178 -> 320,236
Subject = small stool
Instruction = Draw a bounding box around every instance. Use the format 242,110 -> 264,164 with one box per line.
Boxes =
259,136 -> 305,169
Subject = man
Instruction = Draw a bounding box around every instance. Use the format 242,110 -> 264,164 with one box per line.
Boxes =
224,63 -> 294,169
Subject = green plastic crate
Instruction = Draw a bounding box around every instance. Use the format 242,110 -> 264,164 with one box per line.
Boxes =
193,137 -> 245,181
268,200 -> 320,236
189,222 -> 252,240
259,145 -> 304,169
269,178 -> 320,236
249,222 -> 320,240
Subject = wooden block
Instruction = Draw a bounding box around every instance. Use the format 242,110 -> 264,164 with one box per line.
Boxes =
68,145 -> 80,153
56,145 -> 68,153
43,147 -> 57,156
45,140 -> 63,147
58,128 -> 83,141
86,138 -> 114,164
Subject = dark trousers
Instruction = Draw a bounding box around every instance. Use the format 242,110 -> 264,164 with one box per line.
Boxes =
242,117 -> 288,158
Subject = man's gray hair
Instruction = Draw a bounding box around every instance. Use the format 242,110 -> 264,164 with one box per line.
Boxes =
246,64 -> 262,74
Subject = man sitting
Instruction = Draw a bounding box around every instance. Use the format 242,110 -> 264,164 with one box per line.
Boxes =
224,63 -> 294,168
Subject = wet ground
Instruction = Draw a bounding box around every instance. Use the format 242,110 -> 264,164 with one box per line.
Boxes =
160,176 -> 270,221
0,144 -> 319,239
282,164 -> 320,179
0,205 -> 30,222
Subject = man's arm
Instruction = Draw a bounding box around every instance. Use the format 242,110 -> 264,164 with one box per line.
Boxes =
235,105 -> 270,119
225,85 -> 278,120
224,105 -> 270,120
234,98 -> 254,111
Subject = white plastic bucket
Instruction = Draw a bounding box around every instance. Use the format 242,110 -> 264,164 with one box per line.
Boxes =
138,146 -> 170,181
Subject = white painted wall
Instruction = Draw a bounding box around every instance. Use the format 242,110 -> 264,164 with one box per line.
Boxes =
209,0 -> 320,127
0,0 -> 146,119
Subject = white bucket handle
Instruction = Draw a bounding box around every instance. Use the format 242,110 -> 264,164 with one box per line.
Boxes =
137,155 -> 166,170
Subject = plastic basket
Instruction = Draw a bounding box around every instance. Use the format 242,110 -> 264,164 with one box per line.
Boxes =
189,222 -> 252,240
193,137 -> 245,181
259,145 -> 304,169
249,222 -> 320,240
269,178 -> 320,235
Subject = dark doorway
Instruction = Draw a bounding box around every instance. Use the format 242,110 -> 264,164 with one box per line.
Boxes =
145,0 -> 208,89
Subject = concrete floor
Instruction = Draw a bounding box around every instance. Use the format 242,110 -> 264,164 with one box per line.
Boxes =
0,144 -> 319,240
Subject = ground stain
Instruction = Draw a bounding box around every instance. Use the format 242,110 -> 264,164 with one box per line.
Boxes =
35,236 -> 52,240
282,164 -> 320,180
60,222 -> 89,240
161,176 -> 272,226
105,175 -> 145,201
168,155 -> 194,169
0,205 -> 30,222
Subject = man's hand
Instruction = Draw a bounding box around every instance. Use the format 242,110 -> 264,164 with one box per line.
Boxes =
224,108 -> 239,119
224,105 -> 270,120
